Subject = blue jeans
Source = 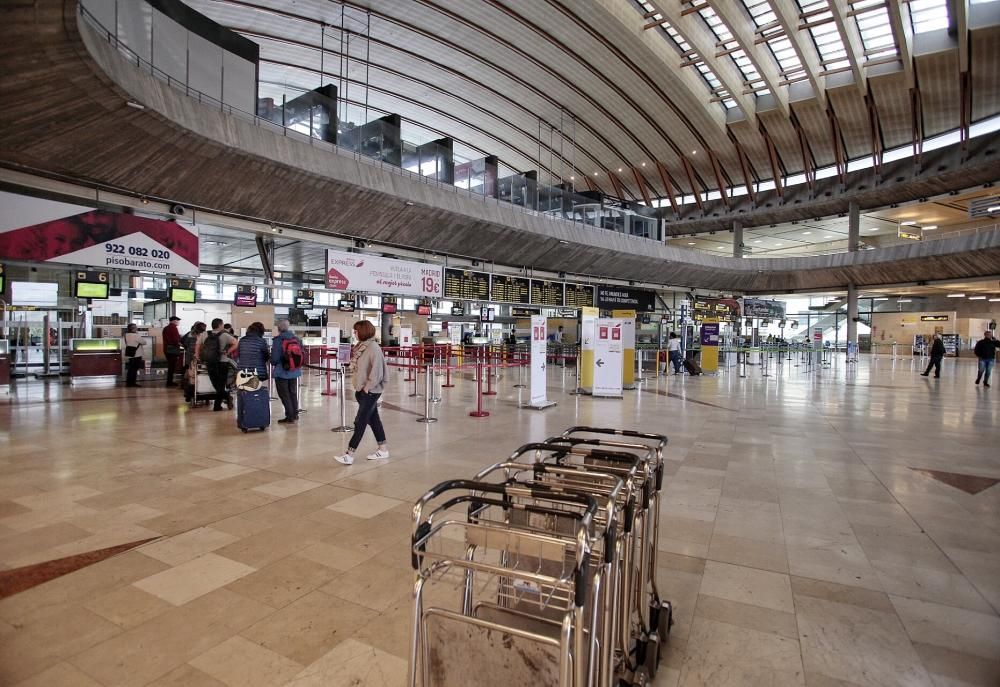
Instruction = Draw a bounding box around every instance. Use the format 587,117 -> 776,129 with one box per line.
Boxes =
668,350 -> 683,373
349,391 -> 386,450
977,358 -> 995,384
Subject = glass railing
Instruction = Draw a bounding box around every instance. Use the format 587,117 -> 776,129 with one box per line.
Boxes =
77,2 -> 662,244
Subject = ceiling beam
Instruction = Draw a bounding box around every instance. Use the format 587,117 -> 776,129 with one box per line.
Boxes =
655,161 -> 681,217
767,0 -> 826,105
708,150 -> 730,209
884,0 -> 915,87
828,0 -> 868,93
681,157 -> 705,212
642,0 -> 758,122
632,168 -> 654,206
704,0 -> 789,116
952,0 -> 970,74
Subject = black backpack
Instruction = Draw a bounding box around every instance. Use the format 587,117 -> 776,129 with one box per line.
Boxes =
201,332 -> 223,363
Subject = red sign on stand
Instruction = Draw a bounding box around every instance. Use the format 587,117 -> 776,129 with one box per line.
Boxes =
599,326 -> 609,339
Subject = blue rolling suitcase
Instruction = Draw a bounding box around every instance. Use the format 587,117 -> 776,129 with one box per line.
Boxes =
237,386 -> 270,432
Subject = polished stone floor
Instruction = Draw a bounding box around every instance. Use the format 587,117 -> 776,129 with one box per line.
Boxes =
0,355 -> 998,686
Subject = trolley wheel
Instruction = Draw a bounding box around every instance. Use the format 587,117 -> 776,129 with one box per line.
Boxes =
241,428 -> 248,433
631,666 -> 650,686
648,600 -> 673,669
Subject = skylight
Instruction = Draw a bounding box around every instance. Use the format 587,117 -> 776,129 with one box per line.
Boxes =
741,0 -> 808,84
852,0 -> 898,63
696,3 -> 771,96
908,0 -> 950,34
797,1 -> 851,73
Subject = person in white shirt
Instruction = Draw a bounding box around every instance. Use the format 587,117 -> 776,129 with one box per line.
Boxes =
554,326 -> 564,344
667,332 -> 683,374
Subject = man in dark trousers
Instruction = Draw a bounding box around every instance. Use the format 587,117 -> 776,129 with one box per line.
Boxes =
920,333 -> 946,378
974,330 -> 998,388
197,318 -> 237,411
163,316 -> 183,387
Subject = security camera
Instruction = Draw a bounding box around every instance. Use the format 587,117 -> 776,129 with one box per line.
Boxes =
170,204 -> 186,216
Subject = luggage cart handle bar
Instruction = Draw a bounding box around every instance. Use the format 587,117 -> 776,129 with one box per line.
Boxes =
511,443 -> 642,467
562,426 -> 668,450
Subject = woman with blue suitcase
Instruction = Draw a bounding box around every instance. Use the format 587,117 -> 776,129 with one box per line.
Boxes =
235,322 -> 271,432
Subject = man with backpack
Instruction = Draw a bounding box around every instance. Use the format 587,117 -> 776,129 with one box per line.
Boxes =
197,318 -> 237,411
271,319 -> 304,424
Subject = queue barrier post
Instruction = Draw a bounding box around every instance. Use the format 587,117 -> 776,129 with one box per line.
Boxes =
469,361 -> 490,417
417,363 -> 438,423
409,357 -> 421,398
320,351 -> 337,397
429,361 -> 441,403
330,370 -> 352,432
483,361 -> 497,396
513,358 -> 525,388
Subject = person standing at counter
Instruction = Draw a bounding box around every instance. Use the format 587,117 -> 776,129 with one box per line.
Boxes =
197,318 -> 237,411
163,316 -> 183,388
122,323 -> 144,388
335,320 -> 390,465
667,332 -> 683,374
237,322 -> 269,381
271,319 -> 303,424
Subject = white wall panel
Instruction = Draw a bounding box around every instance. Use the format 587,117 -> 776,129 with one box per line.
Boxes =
151,9 -> 186,84
187,32 -> 222,102
80,0 -> 116,32
117,0 -> 151,63
222,52 -> 256,114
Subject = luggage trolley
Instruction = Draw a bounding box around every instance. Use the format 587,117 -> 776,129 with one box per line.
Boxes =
554,428 -> 672,677
476,444 -> 651,686
502,442 -> 656,685
410,480 -> 602,687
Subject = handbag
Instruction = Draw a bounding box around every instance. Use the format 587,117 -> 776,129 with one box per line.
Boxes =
124,336 -> 138,357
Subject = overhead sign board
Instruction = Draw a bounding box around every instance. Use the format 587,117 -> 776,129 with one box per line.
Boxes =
0,209 -> 199,276
233,292 -> 257,307
530,279 -> 564,307
920,315 -> 949,322
337,298 -> 356,312
490,274 -> 530,303
326,248 -> 442,298
898,227 -> 923,241
295,289 -> 315,309
443,268 -> 490,301
595,285 -> 655,312
564,283 -> 594,308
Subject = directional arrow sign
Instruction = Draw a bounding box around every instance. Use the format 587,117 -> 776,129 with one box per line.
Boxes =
596,359 -> 604,367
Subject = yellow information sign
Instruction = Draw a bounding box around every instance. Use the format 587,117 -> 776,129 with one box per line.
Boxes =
613,309 -> 637,388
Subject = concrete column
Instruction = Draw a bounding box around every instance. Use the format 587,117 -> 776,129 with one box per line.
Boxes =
381,312 -> 393,343
848,200 -> 860,252
847,283 -> 858,354
732,220 -> 743,258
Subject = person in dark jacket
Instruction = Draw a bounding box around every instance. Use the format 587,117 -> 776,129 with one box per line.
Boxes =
973,331 -> 998,388
236,322 -> 269,380
270,319 -> 303,424
163,316 -> 183,387
920,333 -> 946,378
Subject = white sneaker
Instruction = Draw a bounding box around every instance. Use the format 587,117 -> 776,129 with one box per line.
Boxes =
367,449 -> 390,461
334,453 -> 354,465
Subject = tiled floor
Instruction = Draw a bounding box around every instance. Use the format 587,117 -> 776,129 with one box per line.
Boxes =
1,355 -> 998,686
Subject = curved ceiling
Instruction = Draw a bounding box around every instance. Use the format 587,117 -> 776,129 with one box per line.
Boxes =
185,0 -> 1000,206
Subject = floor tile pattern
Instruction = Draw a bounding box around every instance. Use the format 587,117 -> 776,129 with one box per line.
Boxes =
0,356 -> 998,686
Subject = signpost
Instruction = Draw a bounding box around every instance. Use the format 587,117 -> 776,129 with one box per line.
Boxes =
524,315 -> 556,409
701,319 -> 720,374
578,306 -> 599,393
613,309 -> 637,389
593,318 -> 624,397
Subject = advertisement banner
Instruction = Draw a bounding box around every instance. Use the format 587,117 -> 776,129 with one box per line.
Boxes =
593,318 -> 624,397
0,210 -> 199,276
527,315 -> 555,409
613,310 -> 636,389
596,285 -> 656,312
700,319 -> 720,374
743,298 -> 785,319
579,306 -> 599,392
326,248 -> 442,298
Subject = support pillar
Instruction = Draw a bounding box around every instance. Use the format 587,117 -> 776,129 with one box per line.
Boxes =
848,200 -> 860,253
381,312 -> 393,343
732,221 -> 743,258
847,283 -> 858,359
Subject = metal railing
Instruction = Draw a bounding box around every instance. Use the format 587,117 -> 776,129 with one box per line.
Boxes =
76,3 -> 660,243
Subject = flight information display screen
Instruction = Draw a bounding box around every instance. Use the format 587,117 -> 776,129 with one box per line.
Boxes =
443,268 -> 490,301
490,275 -> 530,303
564,283 -> 594,308
530,280 -> 564,307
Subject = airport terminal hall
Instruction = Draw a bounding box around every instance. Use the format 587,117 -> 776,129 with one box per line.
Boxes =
4,0 -> 1000,685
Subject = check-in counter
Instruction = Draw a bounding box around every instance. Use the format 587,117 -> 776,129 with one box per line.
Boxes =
0,341 -> 10,391
69,338 -> 122,386
301,336 -> 326,367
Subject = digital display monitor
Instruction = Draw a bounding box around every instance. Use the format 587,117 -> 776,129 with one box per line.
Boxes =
75,281 -> 110,299
481,307 -> 495,322
233,292 -> 257,307
296,289 -> 315,309
444,268 -> 490,301
11,281 -> 58,306
169,287 -> 197,303
450,306 -> 465,316
416,304 -> 432,316
338,300 -> 356,312
381,303 -> 397,314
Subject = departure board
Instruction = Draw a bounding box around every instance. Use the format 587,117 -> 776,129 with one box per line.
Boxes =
564,283 -> 594,308
490,275 -> 530,303
443,268 -> 490,301
531,280 -> 564,307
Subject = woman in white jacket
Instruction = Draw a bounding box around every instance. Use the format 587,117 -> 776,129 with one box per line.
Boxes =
335,320 -> 390,465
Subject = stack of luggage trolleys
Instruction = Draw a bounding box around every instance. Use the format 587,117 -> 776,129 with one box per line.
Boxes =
409,426 -> 672,687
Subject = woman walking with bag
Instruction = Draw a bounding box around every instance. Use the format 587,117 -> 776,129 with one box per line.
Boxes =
334,320 -> 390,465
